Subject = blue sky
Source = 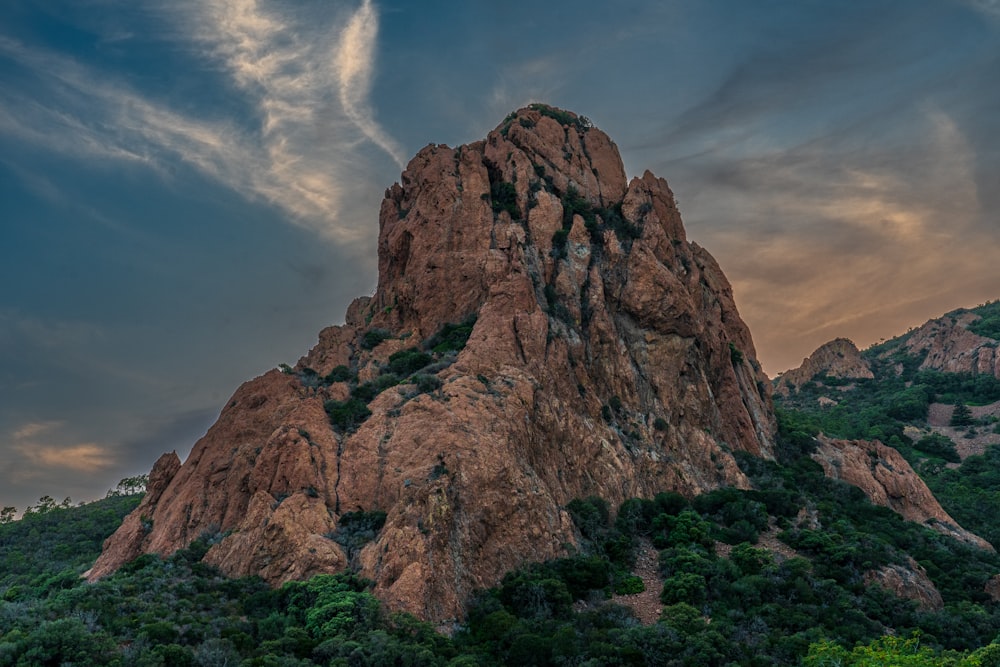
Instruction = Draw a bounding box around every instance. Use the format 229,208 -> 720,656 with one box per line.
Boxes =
2,0 -> 999,512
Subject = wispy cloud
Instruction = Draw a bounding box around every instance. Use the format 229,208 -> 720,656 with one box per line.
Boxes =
685,105 -> 994,373
0,0 -> 404,245
15,442 -> 116,473
8,421 -> 116,483
335,0 -> 406,167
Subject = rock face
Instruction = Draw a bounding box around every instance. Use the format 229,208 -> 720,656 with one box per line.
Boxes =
888,310 -> 1000,378
811,436 -> 991,551
774,338 -> 873,396
90,105 -> 776,621
864,558 -> 943,611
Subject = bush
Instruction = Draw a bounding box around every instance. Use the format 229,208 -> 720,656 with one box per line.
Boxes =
412,373 -> 442,394
324,365 -> 354,383
388,348 -> 433,377
614,575 -> 645,595
361,329 -> 391,350
426,316 -> 476,354
913,433 -> 960,463
490,181 -> 520,219
324,398 -> 372,431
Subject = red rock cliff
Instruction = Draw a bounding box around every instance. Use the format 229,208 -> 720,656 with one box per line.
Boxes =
90,105 -> 776,621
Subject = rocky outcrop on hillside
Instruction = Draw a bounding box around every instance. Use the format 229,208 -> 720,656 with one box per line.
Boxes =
811,436 -> 991,551
886,310 -> 1000,378
90,105 -> 777,621
864,557 -> 943,611
774,338 -> 873,396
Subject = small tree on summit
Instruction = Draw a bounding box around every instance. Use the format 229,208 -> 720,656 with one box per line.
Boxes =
951,401 -> 974,427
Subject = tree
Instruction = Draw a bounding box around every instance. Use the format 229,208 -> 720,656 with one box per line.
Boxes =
951,402 -> 974,427
0,506 -> 15,524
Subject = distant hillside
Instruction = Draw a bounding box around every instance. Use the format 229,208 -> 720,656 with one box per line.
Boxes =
773,300 -> 1000,548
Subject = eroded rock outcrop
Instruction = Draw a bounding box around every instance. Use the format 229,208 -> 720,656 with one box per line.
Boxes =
864,557 -> 943,611
91,105 -> 776,621
774,338 -> 873,396
811,435 -> 991,551
888,310 -> 1000,378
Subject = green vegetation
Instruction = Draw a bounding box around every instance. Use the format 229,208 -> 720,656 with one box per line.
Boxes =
387,348 -> 433,377
527,103 -> 592,132
360,328 -> 391,350
323,397 -> 371,431
425,316 -> 476,355
967,300 -> 1000,340
4,426 -> 1000,665
489,180 -> 520,219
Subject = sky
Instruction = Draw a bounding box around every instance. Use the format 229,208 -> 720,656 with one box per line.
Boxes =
2,0 -> 998,512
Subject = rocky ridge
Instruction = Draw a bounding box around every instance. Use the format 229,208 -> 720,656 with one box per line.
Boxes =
887,309 -> 1000,378
90,105 -> 776,621
774,338 -> 873,396
811,435 -> 991,551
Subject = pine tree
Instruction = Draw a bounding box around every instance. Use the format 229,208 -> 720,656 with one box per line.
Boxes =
951,401 -> 974,427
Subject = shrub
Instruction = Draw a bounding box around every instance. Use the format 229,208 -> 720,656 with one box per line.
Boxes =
360,329 -> 391,350
324,365 -> 353,384
324,398 -> 372,431
329,511 -> 387,562
426,316 -> 476,354
388,348 -> 433,377
412,374 -> 442,394
490,181 -> 520,219
951,402 -> 974,427
913,433 -> 960,463
614,575 -> 645,595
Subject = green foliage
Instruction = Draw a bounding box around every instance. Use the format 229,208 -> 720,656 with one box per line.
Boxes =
323,397 -> 372,431
387,347 -> 433,377
425,316 -> 476,354
323,364 -> 354,384
527,103 -> 592,131
329,511 -> 387,563
951,401 -> 974,427
729,342 -> 744,365
490,180 -> 520,219
967,300 -> 1000,340
412,373 -> 442,394
913,433 -> 960,463
360,328 -> 391,350
0,493 -> 141,594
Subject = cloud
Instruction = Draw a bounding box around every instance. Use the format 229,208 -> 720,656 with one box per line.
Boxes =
680,105 -> 995,374
13,421 -> 61,441
15,443 -> 116,473
0,0 -> 405,245
335,0 -> 406,168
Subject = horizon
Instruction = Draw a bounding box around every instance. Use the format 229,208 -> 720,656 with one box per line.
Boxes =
2,0 -> 999,511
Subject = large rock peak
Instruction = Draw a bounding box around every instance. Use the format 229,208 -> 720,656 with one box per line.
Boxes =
91,105 -> 777,621
775,338 -> 873,396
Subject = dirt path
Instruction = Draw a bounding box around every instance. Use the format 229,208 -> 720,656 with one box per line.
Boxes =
610,539 -> 663,625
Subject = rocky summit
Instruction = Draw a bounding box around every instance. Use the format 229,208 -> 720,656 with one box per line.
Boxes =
90,104 -> 777,621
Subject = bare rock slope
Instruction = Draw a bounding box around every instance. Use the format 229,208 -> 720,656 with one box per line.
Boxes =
91,105 -> 776,621
774,338 -> 873,396
812,435 -> 991,551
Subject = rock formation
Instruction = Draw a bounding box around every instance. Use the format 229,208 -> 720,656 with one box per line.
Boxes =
811,435 -> 991,551
886,310 -> 1000,378
774,338 -> 873,396
864,557 -> 943,611
90,105 -> 777,621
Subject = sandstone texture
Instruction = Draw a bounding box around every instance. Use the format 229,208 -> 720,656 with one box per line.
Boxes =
91,105 -> 776,621
774,338 -> 873,396
811,435 -> 991,551
864,557 -> 943,611
887,310 -> 1000,378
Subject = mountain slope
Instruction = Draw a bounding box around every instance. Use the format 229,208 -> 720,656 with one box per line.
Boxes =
91,105 -> 776,621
